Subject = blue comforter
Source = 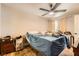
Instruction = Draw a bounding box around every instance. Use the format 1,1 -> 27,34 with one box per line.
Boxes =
26,33 -> 69,56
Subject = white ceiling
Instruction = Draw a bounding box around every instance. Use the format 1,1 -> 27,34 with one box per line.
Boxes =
3,3 -> 79,18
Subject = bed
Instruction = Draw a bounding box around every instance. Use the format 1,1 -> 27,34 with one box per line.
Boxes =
26,32 -> 69,56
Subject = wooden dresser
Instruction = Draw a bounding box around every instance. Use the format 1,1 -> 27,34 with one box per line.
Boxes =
0,38 -> 2,54
73,35 -> 79,56
0,36 -> 15,55
73,47 -> 79,56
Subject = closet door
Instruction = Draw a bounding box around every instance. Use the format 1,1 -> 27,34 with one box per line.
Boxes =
74,15 -> 79,35
74,15 -> 79,47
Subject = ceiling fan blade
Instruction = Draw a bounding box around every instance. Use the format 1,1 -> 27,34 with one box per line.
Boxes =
42,13 -> 48,16
54,9 -> 67,12
49,3 -> 53,9
51,3 -> 61,11
40,8 -> 49,12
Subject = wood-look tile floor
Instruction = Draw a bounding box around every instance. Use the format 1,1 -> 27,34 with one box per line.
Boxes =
59,47 -> 74,56
2,47 -> 74,56
3,46 -> 38,56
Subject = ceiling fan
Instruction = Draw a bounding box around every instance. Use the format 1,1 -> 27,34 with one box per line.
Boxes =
39,3 -> 67,16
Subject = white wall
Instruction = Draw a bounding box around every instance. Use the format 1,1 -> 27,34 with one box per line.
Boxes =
0,4 -> 1,37
1,4 -> 48,36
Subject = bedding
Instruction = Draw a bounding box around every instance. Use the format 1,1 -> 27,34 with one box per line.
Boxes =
26,33 -> 69,56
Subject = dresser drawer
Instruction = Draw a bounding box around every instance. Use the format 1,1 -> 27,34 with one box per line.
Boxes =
1,42 -> 15,55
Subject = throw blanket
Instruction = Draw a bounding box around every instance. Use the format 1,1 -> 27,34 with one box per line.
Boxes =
26,33 -> 69,56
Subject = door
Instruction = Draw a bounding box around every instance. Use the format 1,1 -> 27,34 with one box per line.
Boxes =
74,15 -> 79,35
74,15 -> 79,47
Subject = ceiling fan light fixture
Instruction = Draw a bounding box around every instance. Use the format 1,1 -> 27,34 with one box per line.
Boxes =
49,12 -> 54,15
